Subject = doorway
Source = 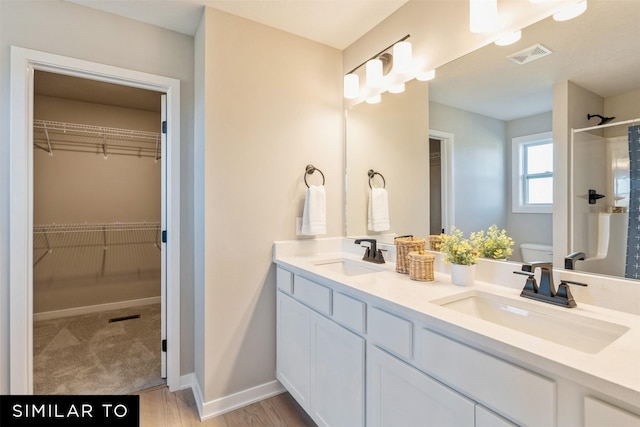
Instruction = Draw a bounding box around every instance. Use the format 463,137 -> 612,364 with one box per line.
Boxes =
9,47 -> 181,394
32,71 -> 165,394
429,138 -> 443,235
429,130 -> 455,234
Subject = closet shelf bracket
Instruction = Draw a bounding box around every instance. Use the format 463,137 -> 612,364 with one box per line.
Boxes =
43,122 -> 53,156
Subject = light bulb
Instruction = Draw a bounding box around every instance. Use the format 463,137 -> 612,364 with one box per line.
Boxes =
495,30 -> 522,46
393,41 -> 412,74
388,83 -> 405,94
344,74 -> 359,99
366,59 -> 383,88
469,0 -> 498,33
416,69 -> 436,81
366,94 -> 381,104
553,0 -> 587,21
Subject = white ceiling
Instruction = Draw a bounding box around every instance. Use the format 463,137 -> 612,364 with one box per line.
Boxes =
65,0 -> 410,50
429,0 -> 640,121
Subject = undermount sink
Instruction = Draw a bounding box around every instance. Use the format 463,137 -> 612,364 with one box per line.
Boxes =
313,258 -> 385,276
432,291 -> 629,354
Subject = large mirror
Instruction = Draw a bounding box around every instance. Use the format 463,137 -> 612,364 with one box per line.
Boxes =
345,0 -> 640,279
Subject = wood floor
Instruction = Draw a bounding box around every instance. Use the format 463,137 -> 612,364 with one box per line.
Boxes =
136,386 -> 316,427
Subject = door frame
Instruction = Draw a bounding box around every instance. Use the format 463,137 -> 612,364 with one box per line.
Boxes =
429,129 -> 455,233
9,46 -> 181,393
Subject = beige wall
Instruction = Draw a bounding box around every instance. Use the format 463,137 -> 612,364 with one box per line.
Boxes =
605,89 -> 640,138
0,0 -> 195,391
346,79 -> 430,238
33,95 -> 161,313
194,7 -> 343,402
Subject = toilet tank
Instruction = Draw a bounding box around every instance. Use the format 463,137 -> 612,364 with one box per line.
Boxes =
520,243 -> 553,263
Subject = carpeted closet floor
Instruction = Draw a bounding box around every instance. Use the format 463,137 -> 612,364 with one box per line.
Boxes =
33,303 -> 165,395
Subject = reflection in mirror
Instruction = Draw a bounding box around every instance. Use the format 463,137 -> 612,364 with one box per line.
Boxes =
344,0 -> 640,280
345,79 -> 430,243
571,117 -> 640,279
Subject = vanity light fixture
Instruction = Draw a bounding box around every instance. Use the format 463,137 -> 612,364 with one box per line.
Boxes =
392,41 -> 412,74
469,0 -> 498,33
495,30 -> 522,46
553,0 -> 587,21
344,34 -> 422,101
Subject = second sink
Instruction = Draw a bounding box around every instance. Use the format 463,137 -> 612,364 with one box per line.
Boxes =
432,291 -> 629,354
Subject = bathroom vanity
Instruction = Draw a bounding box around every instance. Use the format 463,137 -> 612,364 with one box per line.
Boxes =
273,238 -> 640,427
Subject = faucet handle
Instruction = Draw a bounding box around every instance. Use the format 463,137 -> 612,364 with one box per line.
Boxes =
513,270 -> 538,293
560,279 -> 588,287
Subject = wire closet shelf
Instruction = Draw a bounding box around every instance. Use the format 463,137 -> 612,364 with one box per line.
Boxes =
33,221 -> 162,267
33,119 -> 162,160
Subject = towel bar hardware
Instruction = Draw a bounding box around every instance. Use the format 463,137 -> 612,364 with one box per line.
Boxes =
304,164 -> 325,187
368,169 -> 386,189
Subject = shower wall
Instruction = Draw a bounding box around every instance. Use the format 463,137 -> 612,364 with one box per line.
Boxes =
33,95 -> 162,315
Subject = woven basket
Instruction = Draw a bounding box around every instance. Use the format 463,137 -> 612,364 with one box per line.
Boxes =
408,251 -> 435,282
394,236 -> 426,274
429,235 -> 443,252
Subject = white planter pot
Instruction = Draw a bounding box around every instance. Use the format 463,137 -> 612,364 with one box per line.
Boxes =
450,263 -> 476,286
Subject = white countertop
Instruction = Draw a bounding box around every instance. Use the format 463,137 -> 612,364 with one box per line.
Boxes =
273,239 -> 640,407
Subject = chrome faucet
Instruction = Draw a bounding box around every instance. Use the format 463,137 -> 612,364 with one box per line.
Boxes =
513,262 -> 587,308
354,239 -> 385,264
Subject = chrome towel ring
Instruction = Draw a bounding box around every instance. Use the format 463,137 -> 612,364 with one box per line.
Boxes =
368,169 -> 386,189
305,164 -> 325,188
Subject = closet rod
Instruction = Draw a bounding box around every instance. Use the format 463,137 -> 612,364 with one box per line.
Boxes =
573,118 -> 640,134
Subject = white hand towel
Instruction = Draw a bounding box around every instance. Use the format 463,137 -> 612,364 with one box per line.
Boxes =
302,185 -> 327,235
368,187 -> 390,232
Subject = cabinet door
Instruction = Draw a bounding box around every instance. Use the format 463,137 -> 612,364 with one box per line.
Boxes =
310,311 -> 365,427
277,291 -> 310,409
476,405 -> 517,427
367,344 -> 475,427
584,397 -> 640,427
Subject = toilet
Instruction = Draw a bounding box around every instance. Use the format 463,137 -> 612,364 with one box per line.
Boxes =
520,243 -> 553,263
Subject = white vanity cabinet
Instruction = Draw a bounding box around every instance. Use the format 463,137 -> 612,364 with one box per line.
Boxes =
274,261 -> 640,427
276,267 -> 365,427
367,344 -> 476,426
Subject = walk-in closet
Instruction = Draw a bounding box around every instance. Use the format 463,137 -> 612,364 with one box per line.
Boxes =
32,71 -> 165,394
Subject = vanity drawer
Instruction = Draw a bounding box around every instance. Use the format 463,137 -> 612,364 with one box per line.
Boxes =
417,329 -> 556,426
368,307 -> 413,359
276,267 -> 293,294
294,275 -> 332,316
333,293 -> 366,334
584,397 -> 640,427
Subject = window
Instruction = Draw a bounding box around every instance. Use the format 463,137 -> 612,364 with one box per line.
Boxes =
512,132 -> 553,213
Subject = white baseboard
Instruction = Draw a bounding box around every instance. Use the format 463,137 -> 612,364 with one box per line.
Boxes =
178,374 -> 286,421
180,375 -> 285,421
33,296 -> 161,321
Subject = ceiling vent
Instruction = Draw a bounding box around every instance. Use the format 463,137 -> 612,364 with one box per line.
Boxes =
507,43 -> 552,65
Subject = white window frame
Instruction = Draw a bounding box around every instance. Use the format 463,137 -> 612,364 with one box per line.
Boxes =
512,131 -> 553,214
